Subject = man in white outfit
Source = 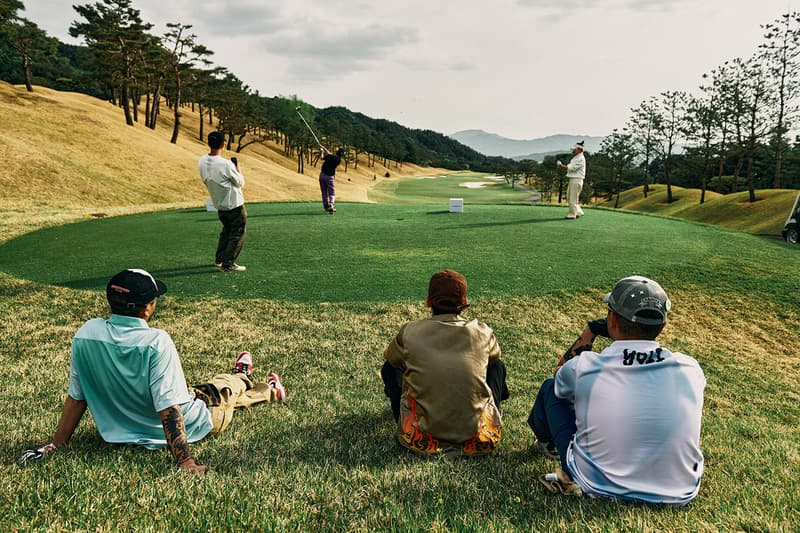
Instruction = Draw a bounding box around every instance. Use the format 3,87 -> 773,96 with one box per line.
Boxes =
558,141 -> 586,219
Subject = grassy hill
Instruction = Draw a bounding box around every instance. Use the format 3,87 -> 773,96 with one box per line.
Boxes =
598,184 -> 797,236
0,81 -> 443,237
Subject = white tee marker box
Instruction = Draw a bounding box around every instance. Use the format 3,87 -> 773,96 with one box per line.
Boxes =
449,198 -> 464,213
206,198 -> 217,212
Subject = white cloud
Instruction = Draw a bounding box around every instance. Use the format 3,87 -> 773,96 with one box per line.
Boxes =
265,24 -> 419,81
193,2 -> 286,35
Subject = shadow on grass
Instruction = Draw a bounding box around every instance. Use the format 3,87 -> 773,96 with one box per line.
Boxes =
59,265 -> 218,290
239,211 -> 326,219
441,217 -> 567,230
288,410 -> 401,468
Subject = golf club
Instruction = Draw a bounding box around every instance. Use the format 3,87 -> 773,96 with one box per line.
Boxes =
295,106 -> 326,151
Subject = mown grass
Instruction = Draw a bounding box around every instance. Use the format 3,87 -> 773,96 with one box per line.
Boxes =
0,202 -> 797,306
369,172 -> 532,204
1,198 -> 799,531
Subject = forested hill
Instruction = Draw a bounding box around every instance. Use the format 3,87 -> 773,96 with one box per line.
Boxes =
317,107 -> 513,172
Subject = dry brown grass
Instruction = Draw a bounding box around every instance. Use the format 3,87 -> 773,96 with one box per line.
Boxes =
599,184 -> 797,236
0,81 -> 444,217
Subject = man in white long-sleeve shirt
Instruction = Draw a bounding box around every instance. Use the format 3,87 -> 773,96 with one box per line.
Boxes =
557,141 -> 586,219
199,131 -> 247,272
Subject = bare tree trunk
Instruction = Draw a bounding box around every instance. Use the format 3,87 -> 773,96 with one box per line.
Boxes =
297,146 -> 304,173
773,138 -> 784,188
148,83 -> 162,129
732,149 -> 744,192
198,104 -> 204,141
170,77 -> 181,144
22,56 -> 33,92
665,149 -> 674,203
144,90 -> 151,127
131,88 -> 139,123
121,81 -> 134,126
746,139 -> 757,203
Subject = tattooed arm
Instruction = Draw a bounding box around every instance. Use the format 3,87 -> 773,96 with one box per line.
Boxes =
159,405 -> 207,474
555,327 -> 596,373
555,318 -> 610,372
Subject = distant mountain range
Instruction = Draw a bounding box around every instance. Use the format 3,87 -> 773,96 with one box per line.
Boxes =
449,129 -> 604,161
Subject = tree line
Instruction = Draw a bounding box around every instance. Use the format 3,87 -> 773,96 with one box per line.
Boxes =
5,1 -> 800,193
500,12 -> 800,205
585,12 -> 800,204
0,0 -> 510,173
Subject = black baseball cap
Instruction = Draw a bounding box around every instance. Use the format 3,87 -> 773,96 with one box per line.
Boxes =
107,269 -> 167,307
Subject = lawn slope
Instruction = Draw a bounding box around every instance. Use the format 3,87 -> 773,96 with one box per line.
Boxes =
0,81 -> 443,237
599,184 -> 797,236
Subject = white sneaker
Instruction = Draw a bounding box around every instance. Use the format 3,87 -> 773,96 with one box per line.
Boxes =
221,264 -> 246,272
539,468 -> 582,496
268,372 -> 286,402
232,351 -> 253,376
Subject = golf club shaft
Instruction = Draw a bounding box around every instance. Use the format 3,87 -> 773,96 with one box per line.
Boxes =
295,109 -> 325,150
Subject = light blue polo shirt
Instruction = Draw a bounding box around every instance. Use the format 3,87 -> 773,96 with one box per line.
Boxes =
68,314 -> 212,449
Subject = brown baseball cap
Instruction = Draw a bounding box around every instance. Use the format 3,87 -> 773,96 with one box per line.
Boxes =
427,269 -> 469,313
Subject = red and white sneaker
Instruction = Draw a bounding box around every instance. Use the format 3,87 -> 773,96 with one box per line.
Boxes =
267,372 -> 286,402
233,351 -> 253,376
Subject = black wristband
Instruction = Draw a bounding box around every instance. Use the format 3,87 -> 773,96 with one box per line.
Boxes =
587,318 -> 609,338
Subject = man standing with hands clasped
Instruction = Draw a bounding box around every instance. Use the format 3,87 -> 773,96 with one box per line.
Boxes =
199,131 -> 247,272
527,276 -> 706,505
557,141 -> 586,219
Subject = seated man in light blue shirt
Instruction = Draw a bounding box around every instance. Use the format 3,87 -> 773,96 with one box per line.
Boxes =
19,269 -> 286,474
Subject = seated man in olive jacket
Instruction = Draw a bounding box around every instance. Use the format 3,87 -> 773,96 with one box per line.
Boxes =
381,270 -> 509,458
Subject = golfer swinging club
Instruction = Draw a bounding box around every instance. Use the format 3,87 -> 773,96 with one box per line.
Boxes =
294,106 -> 345,215
319,146 -> 345,214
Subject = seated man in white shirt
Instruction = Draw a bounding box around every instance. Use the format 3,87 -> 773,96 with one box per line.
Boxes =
527,276 -> 706,505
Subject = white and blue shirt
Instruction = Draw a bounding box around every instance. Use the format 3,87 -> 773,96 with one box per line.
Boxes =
68,315 -> 212,449
556,340 -> 706,505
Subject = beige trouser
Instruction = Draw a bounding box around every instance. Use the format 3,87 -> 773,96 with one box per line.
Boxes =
193,373 -> 279,435
566,179 -> 584,218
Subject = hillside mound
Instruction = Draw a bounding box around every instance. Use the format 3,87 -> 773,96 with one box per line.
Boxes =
598,184 -> 796,236
0,82 -> 441,213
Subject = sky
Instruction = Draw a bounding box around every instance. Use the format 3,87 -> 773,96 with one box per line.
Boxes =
23,0 -> 797,140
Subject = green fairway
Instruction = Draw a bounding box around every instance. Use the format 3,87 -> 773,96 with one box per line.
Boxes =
370,171 -> 533,204
0,202 -> 796,304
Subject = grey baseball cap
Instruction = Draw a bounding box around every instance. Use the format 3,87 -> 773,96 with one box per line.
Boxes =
603,276 -> 671,326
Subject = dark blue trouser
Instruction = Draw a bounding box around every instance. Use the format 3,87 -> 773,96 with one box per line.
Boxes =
528,378 -> 577,475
